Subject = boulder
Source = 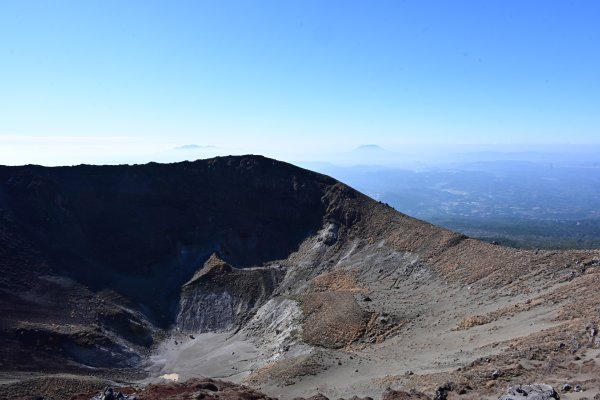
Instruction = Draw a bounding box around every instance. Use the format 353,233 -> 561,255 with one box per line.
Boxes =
499,384 -> 559,400
433,383 -> 453,400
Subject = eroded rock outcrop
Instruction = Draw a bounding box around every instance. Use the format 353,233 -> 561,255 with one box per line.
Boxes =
498,384 -> 560,400
177,253 -> 285,332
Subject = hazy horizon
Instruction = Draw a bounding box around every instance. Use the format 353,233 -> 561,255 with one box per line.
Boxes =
1,139 -> 600,168
2,1 -> 600,166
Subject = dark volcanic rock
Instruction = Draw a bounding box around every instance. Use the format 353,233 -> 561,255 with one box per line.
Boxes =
82,379 -> 276,400
499,384 -> 560,400
433,383 -> 453,400
91,387 -> 136,400
0,156 -> 330,324
0,375 -> 110,400
0,156 -> 363,371
177,253 -> 284,332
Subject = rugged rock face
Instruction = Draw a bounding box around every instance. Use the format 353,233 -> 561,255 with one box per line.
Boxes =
177,253 -> 284,332
0,156 -> 336,371
1,155 -> 600,400
0,157 -> 328,322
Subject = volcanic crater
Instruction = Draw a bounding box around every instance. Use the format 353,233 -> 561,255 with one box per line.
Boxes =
1,155 -> 600,400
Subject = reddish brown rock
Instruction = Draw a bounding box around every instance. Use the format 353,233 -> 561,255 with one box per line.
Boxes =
382,388 -> 431,400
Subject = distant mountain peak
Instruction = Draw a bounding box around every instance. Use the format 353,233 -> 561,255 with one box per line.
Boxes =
174,144 -> 216,150
355,144 -> 384,151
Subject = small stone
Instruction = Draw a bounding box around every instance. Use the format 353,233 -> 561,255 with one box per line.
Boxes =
455,383 -> 471,395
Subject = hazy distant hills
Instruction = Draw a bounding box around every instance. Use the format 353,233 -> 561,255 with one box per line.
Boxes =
299,154 -> 600,249
173,144 -> 216,150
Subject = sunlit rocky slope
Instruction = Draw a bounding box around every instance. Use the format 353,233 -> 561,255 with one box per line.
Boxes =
1,156 -> 599,399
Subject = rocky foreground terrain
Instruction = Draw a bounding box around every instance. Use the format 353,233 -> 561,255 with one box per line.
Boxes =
1,155 -> 600,400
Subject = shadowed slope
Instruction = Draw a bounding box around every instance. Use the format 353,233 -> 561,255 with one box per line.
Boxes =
0,156 -> 330,326
2,155 -> 599,400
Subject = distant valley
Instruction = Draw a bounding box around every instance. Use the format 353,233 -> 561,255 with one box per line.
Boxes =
300,159 -> 600,249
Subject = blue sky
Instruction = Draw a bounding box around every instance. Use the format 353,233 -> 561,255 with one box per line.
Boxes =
1,1 -> 599,165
